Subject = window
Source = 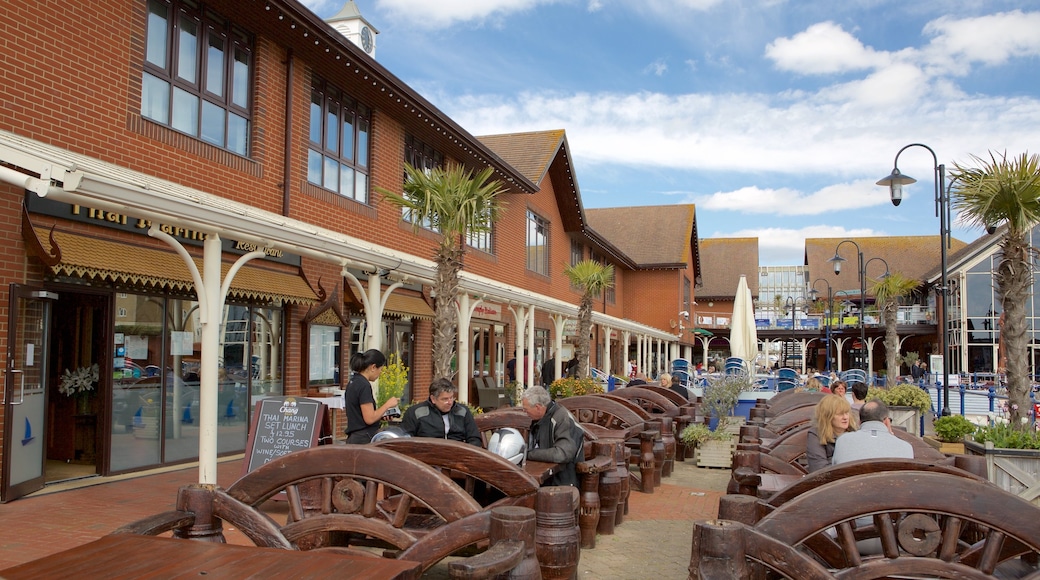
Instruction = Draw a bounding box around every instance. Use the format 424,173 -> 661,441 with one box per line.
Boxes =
141,0 -> 252,155
684,277 -> 691,314
401,136 -> 443,231
570,240 -> 583,266
467,213 -> 494,253
527,210 -> 549,276
308,77 -> 371,203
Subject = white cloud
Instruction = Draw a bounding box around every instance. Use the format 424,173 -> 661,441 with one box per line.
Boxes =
373,0 -> 555,27
692,180 -> 889,216
645,60 -> 669,76
923,10 -> 1040,69
765,22 -> 888,75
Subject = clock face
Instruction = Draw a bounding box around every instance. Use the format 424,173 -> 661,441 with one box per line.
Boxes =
360,26 -> 373,53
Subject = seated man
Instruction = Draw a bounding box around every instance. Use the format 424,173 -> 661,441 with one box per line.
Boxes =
669,374 -> 690,401
521,386 -> 582,487
400,378 -> 482,446
832,399 -> 913,465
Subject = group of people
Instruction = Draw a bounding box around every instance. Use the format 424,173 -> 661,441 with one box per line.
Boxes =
342,349 -> 581,487
805,382 -> 913,472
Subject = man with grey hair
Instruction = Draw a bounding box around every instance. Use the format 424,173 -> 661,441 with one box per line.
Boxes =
521,386 -> 582,487
831,399 -> 913,465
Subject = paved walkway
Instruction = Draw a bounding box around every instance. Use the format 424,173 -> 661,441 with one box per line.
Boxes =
0,455 -> 730,578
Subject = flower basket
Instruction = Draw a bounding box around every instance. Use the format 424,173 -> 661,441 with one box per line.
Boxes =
695,438 -> 736,468
964,438 -> 1040,507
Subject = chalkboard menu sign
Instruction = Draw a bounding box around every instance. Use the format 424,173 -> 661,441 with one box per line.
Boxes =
243,397 -> 328,474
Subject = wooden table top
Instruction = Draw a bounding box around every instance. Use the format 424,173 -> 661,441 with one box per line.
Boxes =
0,534 -> 422,580
524,459 -> 559,484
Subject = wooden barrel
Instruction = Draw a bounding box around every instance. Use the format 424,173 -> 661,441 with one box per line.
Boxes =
535,486 -> 580,580
490,505 -> 540,580
593,440 -> 620,535
659,416 -> 676,477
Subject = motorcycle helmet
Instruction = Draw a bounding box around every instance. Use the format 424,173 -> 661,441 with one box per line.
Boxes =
371,426 -> 411,443
487,427 -> 526,466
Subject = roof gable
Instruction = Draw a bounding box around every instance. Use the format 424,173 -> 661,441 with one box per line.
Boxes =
697,238 -> 759,298
586,205 -> 697,268
804,235 -> 967,296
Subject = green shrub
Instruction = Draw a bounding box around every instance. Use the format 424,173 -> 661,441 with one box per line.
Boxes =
973,421 -> 1040,450
680,422 -> 730,445
549,376 -> 604,399
377,353 -> 408,408
867,383 -> 932,413
933,414 -> 976,443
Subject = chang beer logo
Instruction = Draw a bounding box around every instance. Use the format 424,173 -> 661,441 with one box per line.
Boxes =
279,397 -> 300,415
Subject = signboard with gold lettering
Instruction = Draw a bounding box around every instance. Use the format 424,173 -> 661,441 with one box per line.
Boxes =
243,396 -> 329,474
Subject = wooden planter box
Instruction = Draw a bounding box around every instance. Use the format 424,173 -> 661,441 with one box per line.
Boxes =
889,406 -> 922,436
695,439 -> 735,468
964,439 -> 1040,507
923,436 -> 965,455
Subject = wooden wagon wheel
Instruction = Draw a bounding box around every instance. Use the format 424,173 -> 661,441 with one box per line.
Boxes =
609,387 -> 680,416
374,438 -> 539,509
763,391 -> 824,418
560,395 -> 649,431
219,445 -> 485,571
755,471 -> 1040,577
641,385 -> 689,407
763,406 -> 814,435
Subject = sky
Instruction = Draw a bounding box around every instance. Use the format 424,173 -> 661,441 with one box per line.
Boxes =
302,0 -> 1040,266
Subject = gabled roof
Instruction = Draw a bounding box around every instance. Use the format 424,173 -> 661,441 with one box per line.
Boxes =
585,205 -> 698,271
478,130 -> 564,186
804,236 -> 967,297
696,238 -> 759,299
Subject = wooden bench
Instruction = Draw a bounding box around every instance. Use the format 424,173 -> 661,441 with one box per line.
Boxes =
112,445 -> 537,576
692,468 -> 1040,579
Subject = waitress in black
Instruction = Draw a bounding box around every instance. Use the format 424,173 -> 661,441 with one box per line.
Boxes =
343,349 -> 400,444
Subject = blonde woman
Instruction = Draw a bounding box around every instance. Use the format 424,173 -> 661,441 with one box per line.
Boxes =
805,395 -> 857,472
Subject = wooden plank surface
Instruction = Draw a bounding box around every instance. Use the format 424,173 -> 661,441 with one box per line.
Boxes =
0,535 -> 422,580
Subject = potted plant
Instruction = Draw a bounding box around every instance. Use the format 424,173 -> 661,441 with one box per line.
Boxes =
867,383 -> 932,435
58,363 -> 100,415
377,353 -> 408,425
965,419 -> 1040,506
703,374 -> 747,434
680,422 -> 737,468
925,414 -> 976,454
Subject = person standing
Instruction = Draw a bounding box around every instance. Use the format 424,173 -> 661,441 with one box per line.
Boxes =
343,349 -> 399,444
400,378 -> 482,446
540,353 -> 556,387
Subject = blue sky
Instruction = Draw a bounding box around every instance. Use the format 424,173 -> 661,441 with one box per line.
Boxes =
302,0 -> 1040,265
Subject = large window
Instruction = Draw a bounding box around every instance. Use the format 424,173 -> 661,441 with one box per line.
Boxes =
308,77 -> 371,203
527,210 -> 549,276
142,0 -> 252,155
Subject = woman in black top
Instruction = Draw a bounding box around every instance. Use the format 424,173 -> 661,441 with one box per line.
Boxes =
343,349 -> 399,444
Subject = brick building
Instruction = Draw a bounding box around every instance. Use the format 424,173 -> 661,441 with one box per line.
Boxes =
0,1 -> 696,500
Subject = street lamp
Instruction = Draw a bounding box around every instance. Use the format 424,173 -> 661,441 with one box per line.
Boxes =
809,279 -> 833,372
784,296 -> 808,370
878,143 -> 952,416
829,241 -> 890,371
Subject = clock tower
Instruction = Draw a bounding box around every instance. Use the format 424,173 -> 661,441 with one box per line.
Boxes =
326,1 -> 378,58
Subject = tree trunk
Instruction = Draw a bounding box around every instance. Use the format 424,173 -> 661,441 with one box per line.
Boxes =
576,296 -> 593,378
432,244 -> 463,380
884,300 -> 899,382
997,235 -> 1032,428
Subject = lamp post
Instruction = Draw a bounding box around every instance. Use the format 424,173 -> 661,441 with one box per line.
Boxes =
878,143 -> 951,416
830,241 -> 890,372
784,296 -> 807,371
809,279 -> 833,372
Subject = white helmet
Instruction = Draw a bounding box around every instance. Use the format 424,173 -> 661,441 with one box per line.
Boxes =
371,426 -> 411,443
487,427 -> 526,465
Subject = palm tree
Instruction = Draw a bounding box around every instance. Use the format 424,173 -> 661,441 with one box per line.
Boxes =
950,151 -> 1040,428
379,164 -> 507,379
871,273 -> 919,383
563,259 -> 614,378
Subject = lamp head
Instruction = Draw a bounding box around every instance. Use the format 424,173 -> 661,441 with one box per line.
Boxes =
877,168 -> 916,207
808,288 -> 819,301
828,253 -> 846,275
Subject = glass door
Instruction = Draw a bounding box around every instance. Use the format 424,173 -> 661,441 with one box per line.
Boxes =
2,285 -> 54,502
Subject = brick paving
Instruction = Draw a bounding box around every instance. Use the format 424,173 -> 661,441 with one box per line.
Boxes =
0,456 -> 730,578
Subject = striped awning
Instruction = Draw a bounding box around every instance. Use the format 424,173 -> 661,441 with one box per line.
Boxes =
29,226 -> 318,305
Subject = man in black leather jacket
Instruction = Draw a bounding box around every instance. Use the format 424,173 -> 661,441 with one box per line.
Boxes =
400,378 -> 482,446
522,386 -> 582,487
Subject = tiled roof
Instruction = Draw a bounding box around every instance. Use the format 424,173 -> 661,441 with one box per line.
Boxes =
585,205 -> 696,267
697,238 -> 760,298
477,130 -> 565,185
804,236 -> 968,297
